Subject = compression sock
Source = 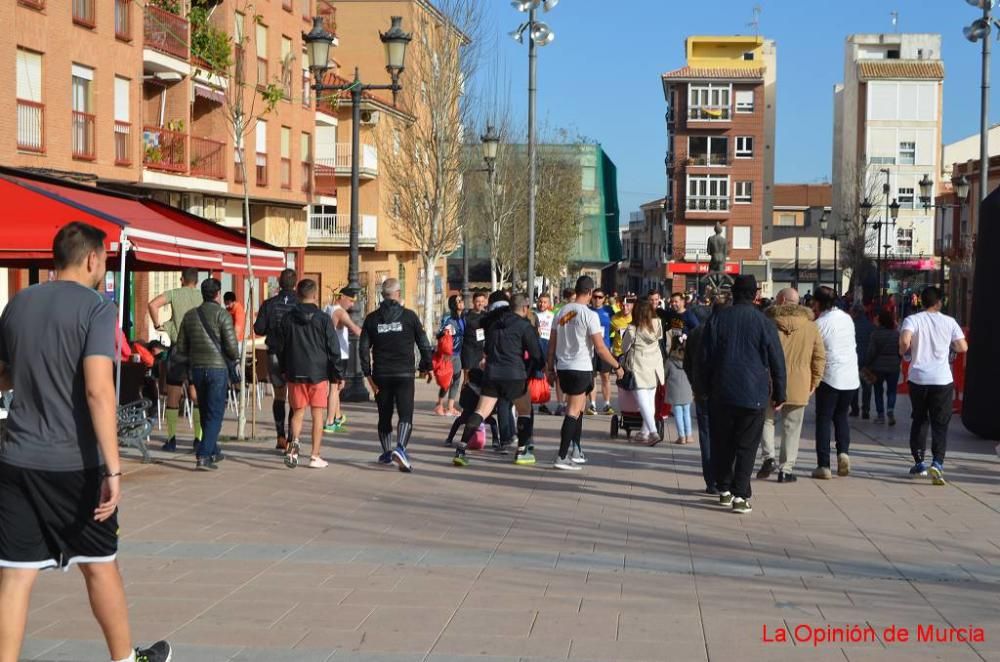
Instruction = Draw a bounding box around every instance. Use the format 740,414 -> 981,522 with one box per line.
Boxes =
446,413 -> 467,445
559,415 -> 578,460
378,429 -> 393,454
516,415 -> 532,449
396,421 -> 413,449
272,400 -> 286,438
165,407 -> 178,440
458,413 -> 484,452
573,414 -> 584,452
192,408 -> 203,441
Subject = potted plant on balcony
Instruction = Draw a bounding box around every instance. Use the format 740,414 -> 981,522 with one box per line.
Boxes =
151,0 -> 182,14
190,4 -> 232,75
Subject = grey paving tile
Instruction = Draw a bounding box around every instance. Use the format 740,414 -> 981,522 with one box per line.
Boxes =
231,647 -> 335,661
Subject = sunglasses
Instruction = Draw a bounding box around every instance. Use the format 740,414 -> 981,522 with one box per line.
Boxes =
594,295 -> 605,299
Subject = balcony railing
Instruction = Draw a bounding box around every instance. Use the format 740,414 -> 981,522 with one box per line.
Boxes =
191,136 -> 226,179
256,152 -> 268,186
322,143 -> 378,175
143,125 -> 187,172
72,111 -> 96,160
314,159 -> 336,195
16,100 -> 44,153
73,0 -> 96,28
144,4 -> 189,61
308,213 -> 377,245
115,0 -> 132,41
686,196 -> 730,212
301,162 -> 312,193
280,157 -> 292,189
687,154 -> 729,167
257,57 -> 268,89
688,105 -> 731,121
114,120 -> 131,165
234,147 -> 245,183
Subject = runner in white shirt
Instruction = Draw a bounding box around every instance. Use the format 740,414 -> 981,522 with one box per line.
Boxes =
534,293 -> 555,414
899,286 -> 967,484
546,276 -> 624,470
324,288 -> 362,433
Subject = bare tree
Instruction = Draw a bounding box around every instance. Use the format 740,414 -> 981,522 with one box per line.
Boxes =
378,0 -> 483,333
837,156 -> 886,298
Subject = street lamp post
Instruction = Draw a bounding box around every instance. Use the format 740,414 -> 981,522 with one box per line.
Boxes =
464,124 -> 500,307
817,210 -> 830,292
963,0 -> 997,203
919,173 -> 970,305
511,0 -> 557,297
303,16 -> 412,402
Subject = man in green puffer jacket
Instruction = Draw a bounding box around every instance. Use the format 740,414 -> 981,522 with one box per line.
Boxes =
175,278 -> 240,471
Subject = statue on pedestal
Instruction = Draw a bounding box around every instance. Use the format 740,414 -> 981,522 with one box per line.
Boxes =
701,222 -> 734,294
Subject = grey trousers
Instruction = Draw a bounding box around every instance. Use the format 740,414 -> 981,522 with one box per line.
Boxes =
760,404 -> 806,473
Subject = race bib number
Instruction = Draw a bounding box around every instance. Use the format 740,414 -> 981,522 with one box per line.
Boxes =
476,328 -> 485,342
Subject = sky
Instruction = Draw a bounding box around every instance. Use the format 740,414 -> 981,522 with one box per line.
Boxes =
473,0 -> 998,223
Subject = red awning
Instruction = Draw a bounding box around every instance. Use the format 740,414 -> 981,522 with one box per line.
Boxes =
0,172 -> 286,275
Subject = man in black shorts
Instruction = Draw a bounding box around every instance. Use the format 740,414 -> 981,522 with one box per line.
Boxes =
547,277 -> 625,470
253,268 -> 298,450
0,222 -> 171,662
452,293 -> 543,467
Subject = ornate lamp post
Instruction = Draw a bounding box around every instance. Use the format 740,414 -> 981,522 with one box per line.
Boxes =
817,209 -> 830,292
303,16 -> 412,402
463,124 -> 500,306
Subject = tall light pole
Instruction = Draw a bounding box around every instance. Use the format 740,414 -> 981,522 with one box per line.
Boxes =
304,16 -> 412,402
817,209 -> 830,292
465,124 -> 500,306
963,0 -> 997,202
920,173 -> 970,304
511,0 -> 557,298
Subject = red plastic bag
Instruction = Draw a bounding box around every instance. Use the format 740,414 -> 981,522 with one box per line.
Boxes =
528,376 -> 550,405
432,333 -> 454,390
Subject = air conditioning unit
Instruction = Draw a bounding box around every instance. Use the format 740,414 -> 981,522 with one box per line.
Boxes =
360,110 -> 381,126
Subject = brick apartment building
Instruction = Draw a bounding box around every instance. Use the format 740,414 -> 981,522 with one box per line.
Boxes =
660,35 -> 776,293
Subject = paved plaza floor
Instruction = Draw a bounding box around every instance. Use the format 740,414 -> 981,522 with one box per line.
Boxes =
20,383 -> 1000,661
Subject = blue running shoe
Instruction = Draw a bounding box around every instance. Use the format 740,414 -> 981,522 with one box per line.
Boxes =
908,461 -> 928,477
392,447 -> 412,472
377,451 -> 393,465
929,461 -> 946,486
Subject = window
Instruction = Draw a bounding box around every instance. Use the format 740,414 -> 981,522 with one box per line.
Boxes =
280,126 -> 291,189
255,23 -> 268,89
688,84 -> 731,120
301,49 -> 311,108
735,136 -> 754,158
735,181 -> 752,203
115,0 -> 131,41
73,0 -> 96,28
234,12 -> 246,83
776,213 -> 798,226
897,187 -> 915,208
114,76 -> 131,165
869,156 -> 896,165
16,48 -> 43,153
300,131 -> 312,193
71,64 -> 95,160
735,90 -> 754,113
280,36 -> 293,100
742,51 -> 755,61
581,166 -> 596,191
685,224 -> 723,254
732,226 -> 751,250
687,136 -> 728,166
899,141 -> 916,165
897,227 -> 913,253
255,119 -> 267,186
686,175 -> 729,211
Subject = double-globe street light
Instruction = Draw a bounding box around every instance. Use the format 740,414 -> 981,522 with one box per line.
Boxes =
462,125 -> 500,306
303,16 -> 412,402
860,168 -> 901,303
510,0 -> 558,297
917,173 -> 971,293
963,0 -> 999,204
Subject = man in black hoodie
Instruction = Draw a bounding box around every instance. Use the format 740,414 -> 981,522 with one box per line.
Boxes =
274,279 -> 342,469
253,268 -> 298,451
359,278 -> 433,472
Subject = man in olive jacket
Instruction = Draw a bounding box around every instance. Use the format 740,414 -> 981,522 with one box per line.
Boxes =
176,278 -> 239,471
757,288 -> 826,483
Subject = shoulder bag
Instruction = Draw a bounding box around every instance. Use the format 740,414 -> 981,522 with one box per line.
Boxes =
197,307 -> 241,385
616,326 -> 638,391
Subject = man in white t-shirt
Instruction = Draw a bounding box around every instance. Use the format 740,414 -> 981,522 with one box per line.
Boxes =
535,293 -> 555,414
899,286 -> 967,485
546,276 -> 624,470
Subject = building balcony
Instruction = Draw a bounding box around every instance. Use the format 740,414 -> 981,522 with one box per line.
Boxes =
190,135 -> 226,179
687,105 -> 731,123
143,125 -> 187,173
308,213 -> 378,247
321,143 -> 379,179
16,100 -> 44,154
685,197 -> 730,213
144,5 -> 190,76
71,111 -> 96,161
685,155 -> 729,167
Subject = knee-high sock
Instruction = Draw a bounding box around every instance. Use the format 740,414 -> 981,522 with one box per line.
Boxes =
379,429 -> 393,454
559,415 -> 578,460
446,413 -> 467,444
192,408 -> 202,441
457,412 -> 484,452
516,415 -> 533,449
574,415 -> 584,444
272,400 -> 286,438
165,407 -> 179,439
396,421 -> 413,449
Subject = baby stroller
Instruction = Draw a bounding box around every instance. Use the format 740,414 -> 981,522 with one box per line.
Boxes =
610,384 -> 671,441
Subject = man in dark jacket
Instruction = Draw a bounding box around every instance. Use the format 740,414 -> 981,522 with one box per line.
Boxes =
274,279 -> 342,470
701,275 -> 786,514
452,293 -> 544,467
359,278 -> 433,472
176,278 -> 240,471
684,303 -> 718,494
253,268 -> 298,450
850,304 -> 874,418
461,289 -> 488,385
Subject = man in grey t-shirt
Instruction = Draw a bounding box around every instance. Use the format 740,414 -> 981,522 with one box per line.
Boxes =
0,222 -> 171,662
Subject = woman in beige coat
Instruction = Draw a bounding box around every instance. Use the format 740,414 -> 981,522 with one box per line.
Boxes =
621,297 -> 665,444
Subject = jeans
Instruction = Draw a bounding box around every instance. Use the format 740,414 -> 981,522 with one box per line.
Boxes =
872,370 -> 899,416
634,388 -> 658,435
761,405 -> 806,473
673,403 -> 692,438
815,382 -> 854,468
695,397 -> 714,490
190,367 -> 228,459
851,380 -> 872,415
908,382 -> 954,466
709,401 -> 765,499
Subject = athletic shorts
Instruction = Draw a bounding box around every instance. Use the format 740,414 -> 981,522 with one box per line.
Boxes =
0,462 -> 118,570
267,353 -> 287,388
592,352 -> 615,374
481,379 -> 527,401
558,370 -> 594,396
288,381 -> 331,409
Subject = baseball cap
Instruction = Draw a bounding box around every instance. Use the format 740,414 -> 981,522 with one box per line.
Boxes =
339,287 -> 360,299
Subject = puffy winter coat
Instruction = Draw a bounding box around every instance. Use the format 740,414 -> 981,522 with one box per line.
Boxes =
766,303 -> 826,406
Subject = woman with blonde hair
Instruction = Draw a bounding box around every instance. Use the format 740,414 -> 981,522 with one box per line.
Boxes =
621,296 -> 665,445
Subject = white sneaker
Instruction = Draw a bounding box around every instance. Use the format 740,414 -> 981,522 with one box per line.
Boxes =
553,457 -> 582,471
570,445 -> 588,464
308,457 -> 329,469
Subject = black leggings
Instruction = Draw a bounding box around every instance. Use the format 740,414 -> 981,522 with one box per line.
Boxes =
374,376 -> 415,436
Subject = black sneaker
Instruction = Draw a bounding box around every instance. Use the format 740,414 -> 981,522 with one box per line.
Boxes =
732,497 -> 752,515
538,405 -> 552,415
757,458 -> 777,479
136,640 -> 172,662
161,437 -> 176,452
861,411 -> 870,420
777,471 -> 797,483
212,452 -> 225,463
195,458 -> 219,471
705,486 -> 719,495
192,439 -> 201,455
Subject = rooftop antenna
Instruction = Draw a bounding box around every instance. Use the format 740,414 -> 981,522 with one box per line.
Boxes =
747,5 -> 762,37
890,11 -> 899,33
